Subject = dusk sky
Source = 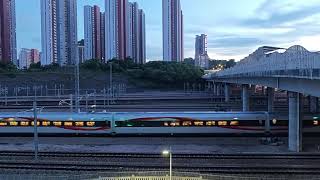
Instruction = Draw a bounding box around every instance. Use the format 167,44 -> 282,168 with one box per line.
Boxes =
16,0 -> 320,61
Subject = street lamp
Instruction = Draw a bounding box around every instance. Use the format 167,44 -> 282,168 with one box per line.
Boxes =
162,149 -> 172,180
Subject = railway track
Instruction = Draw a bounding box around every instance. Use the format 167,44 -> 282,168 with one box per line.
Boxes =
0,152 -> 319,175
1,151 -> 320,159
0,160 -> 319,174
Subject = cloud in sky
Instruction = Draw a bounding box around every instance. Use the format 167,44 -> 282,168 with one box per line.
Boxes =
16,0 -> 320,61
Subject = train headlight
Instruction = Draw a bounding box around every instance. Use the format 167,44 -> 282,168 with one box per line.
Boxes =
272,119 -> 277,125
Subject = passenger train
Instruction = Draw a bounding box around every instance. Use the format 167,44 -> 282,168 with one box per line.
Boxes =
0,112 -> 319,136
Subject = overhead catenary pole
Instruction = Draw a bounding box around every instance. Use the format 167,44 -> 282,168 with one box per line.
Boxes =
75,62 -> 80,113
33,101 -> 38,160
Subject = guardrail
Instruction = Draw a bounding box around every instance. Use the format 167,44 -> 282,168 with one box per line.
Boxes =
204,45 -> 320,80
205,69 -> 320,80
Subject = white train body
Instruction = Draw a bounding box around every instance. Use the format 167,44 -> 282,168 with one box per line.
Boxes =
0,112 -> 318,135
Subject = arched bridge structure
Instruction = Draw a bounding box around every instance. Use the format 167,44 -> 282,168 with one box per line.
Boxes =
204,45 -> 320,152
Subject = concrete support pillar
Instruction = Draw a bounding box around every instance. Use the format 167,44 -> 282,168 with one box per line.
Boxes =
288,92 -> 303,152
207,82 -> 211,92
265,87 -> 274,133
216,84 -> 221,96
242,84 -> 250,112
309,96 -> 318,113
267,87 -> 274,113
224,83 -> 230,102
213,83 -> 217,95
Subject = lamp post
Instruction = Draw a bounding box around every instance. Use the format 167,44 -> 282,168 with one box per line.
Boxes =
162,149 -> 172,180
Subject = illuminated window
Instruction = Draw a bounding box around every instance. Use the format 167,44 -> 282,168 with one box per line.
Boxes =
230,121 -> 239,126
272,119 -> 277,125
20,122 -> 29,126
87,122 -> 95,127
64,122 -> 73,126
218,121 -> 228,126
164,122 -> 169,126
53,122 -> 62,126
0,122 -> 7,126
9,122 -> 18,126
42,121 -> 51,126
75,122 -> 84,127
170,122 -> 181,127
194,121 -> 204,126
206,121 -> 216,126
182,121 -> 192,126
31,121 -> 40,126
314,121 -> 319,126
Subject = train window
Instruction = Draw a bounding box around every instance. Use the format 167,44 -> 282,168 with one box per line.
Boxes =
164,122 -> 169,126
313,121 -> 319,126
182,121 -> 192,126
194,121 -> 204,126
170,122 -> 180,127
75,122 -> 84,127
218,121 -> 228,126
206,121 -> 216,126
87,122 -> 95,127
9,122 -> 18,126
20,122 -> 29,126
31,121 -> 40,126
42,121 -> 51,126
230,121 -> 239,126
53,121 -> 62,126
0,122 -> 7,126
64,122 -> 73,126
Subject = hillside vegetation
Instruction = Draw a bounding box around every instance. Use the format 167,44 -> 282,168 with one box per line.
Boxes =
0,60 -> 205,90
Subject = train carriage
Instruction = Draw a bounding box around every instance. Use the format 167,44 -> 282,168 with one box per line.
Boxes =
0,112 -> 319,136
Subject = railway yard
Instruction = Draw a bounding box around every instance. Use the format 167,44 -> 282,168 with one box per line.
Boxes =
0,137 -> 319,179
0,91 -> 319,179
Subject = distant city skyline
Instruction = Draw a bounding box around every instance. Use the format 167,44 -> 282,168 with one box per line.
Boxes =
16,0 -> 320,61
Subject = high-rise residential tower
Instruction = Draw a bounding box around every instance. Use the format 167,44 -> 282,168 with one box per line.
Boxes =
127,2 -> 146,64
41,0 -> 78,66
195,34 -> 209,69
105,0 -> 128,60
0,0 -> 17,64
195,34 -> 207,59
84,5 -> 105,61
162,0 -> 184,62
105,0 -> 145,63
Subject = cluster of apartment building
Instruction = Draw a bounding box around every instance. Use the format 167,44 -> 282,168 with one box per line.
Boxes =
1,0 -> 187,69
83,1 -> 146,64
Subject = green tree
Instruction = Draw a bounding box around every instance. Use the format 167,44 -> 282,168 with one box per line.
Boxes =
0,61 -> 18,73
183,57 -> 195,66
